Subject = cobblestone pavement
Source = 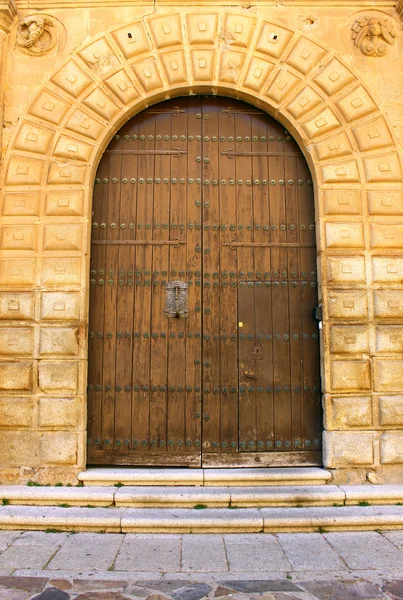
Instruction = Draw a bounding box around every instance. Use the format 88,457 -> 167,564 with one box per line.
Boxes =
1,531 -> 403,598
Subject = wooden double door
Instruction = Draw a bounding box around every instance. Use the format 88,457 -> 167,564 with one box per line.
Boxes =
87,96 -> 322,467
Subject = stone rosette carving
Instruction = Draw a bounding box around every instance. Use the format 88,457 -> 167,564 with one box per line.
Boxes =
16,14 -> 56,55
351,15 -> 396,57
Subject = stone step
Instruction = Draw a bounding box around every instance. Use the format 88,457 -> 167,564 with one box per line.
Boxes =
78,467 -> 332,487
1,504 -> 403,533
2,483 -> 403,508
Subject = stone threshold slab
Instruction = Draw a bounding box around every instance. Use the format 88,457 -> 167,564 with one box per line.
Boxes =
261,505 -> 403,532
79,467 -> 332,487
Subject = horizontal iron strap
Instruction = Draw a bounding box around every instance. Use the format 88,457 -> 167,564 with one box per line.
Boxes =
92,239 -> 185,246
222,150 -> 302,158
105,148 -> 186,156
222,241 -> 315,248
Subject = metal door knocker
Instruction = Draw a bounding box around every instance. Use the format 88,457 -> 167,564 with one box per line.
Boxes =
164,281 -> 188,318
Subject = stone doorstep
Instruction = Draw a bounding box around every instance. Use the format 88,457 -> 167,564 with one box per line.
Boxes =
78,467 -> 332,487
1,505 -> 403,533
1,483 -> 403,508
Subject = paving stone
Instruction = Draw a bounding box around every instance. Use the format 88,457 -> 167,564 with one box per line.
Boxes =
14,531 -> 69,546
324,531 -> 403,570
32,588 -> 70,600
114,534 -> 181,572
14,570 -> 163,580
217,580 -> 300,592
0,531 -> 22,552
171,583 -> 212,600
0,543 -> 61,570
215,586 -> 235,597
0,576 -> 48,592
277,533 -> 346,571
381,531 -> 403,549
144,593 -> 172,600
298,579 -> 385,599
47,533 -> 124,571
383,579 -> 403,599
182,535 -> 227,572
224,535 -> 291,572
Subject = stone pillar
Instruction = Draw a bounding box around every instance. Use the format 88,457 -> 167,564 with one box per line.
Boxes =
0,1 -> 16,158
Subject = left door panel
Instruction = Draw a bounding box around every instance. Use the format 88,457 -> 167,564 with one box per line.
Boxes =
87,98 -> 203,466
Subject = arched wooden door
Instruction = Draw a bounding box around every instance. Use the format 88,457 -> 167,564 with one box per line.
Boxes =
87,96 -> 322,467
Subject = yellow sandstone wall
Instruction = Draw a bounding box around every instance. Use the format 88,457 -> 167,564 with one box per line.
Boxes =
0,0 -> 402,484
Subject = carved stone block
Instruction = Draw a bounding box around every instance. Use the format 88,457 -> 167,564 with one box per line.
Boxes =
223,14 -> 256,49
325,395 -> 372,429
39,328 -> 79,357
364,153 -> 402,183
45,190 -> 84,216
242,57 -> 273,92
43,224 -> 83,252
314,132 -> 353,161
38,361 -> 78,393
329,325 -> 369,354
65,109 -> 105,141
28,89 -> 70,125
376,326 -> 403,354
39,431 -> 78,464
0,362 -> 33,391
302,107 -> 341,140
53,135 -> 93,163
105,69 -> 139,104
132,57 -> 163,92
370,223 -> 403,249
41,258 -> 81,287
314,57 -> 356,95
323,431 -> 375,467
0,328 -> 34,356
285,37 -> 326,75
78,38 -> 118,79
368,191 -> 403,215
6,156 -> 44,186
321,160 -> 360,184
51,60 -> 92,98
83,88 -> 120,121
373,290 -> 403,318
380,432 -> 403,464
0,397 -> 34,428
160,51 -> 187,85
1,226 -> 37,251
2,192 -> 40,217
372,257 -> 403,284
352,116 -> 394,152
38,397 -> 80,428
112,22 -> 150,59
14,121 -> 55,155
186,13 -> 218,45
336,85 -> 378,122
330,359 -> 371,391
255,21 -> 293,59
219,50 -> 246,85
0,293 -> 35,321
0,259 -> 36,287
326,256 -> 366,284
374,359 -> 403,392
327,290 -> 368,319
147,14 -> 183,50
325,223 -> 364,249
191,50 -> 215,82
323,190 -> 361,215
47,163 -> 86,185
265,70 -> 301,105
40,292 -> 80,321
379,396 -> 403,426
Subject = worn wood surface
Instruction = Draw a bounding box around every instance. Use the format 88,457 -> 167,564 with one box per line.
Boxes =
88,96 -> 321,467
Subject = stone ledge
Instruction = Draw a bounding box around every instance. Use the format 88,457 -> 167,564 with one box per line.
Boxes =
229,485 -> 344,507
0,505 -> 124,531
114,486 -> 230,507
261,505 -> 403,532
78,468 -> 204,486
121,508 -> 264,533
342,484 -> 403,504
0,485 -> 115,506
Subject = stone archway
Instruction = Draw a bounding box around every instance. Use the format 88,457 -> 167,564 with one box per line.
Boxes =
1,9 -> 402,483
